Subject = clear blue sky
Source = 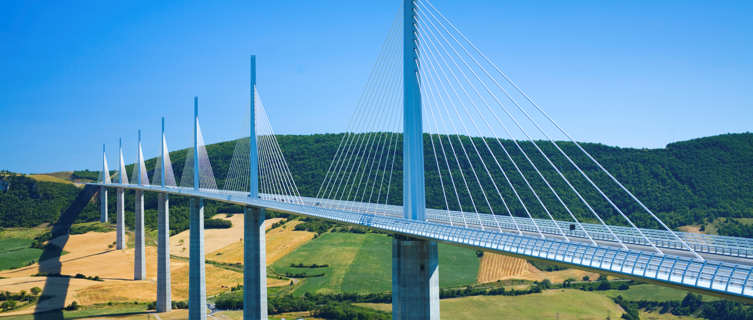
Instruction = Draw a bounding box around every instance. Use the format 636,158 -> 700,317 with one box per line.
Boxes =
1,0 -> 751,173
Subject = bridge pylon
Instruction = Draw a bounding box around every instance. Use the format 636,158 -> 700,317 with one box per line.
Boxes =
116,138 -> 125,250
157,117 -> 172,313
100,144 -> 108,223
393,0 -> 439,319
243,55 -> 269,319
189,97 -> 208,319
134,130 -> 146,280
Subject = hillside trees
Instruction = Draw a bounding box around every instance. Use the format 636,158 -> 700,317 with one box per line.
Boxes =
2,132 -> 752,234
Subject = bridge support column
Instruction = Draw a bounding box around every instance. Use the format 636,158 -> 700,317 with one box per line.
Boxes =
157,193 -> 172,313
395,0 -> 439,318
99,186 -> 107,223
243,207 -> 267,319
134,190 -> 146,280
392,236 -> 439,320
116,188 -> 125,250
189,198 -> 206,319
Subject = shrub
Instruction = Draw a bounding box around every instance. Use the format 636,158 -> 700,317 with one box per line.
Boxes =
529,259 -> 568,272
215,291 -> 244,310
313,303 -> 390,320
64,301 -> 79,311
289,263 -> 329,268
1,300 -> 18,311
205,218 -> 232,229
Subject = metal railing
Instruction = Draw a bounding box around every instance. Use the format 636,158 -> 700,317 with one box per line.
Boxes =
91,182 -> 753,301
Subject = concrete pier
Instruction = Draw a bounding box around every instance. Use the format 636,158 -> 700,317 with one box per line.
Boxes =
392,236 -> 439,320
394,0 -> 440,318
99,186 -> 107,223
116,188 -> 125,250
134,190 -> 146,280
157,193 -> 172,312
243,207 -> 267,319
189,198 -> 206,319
116,138 -> 126,250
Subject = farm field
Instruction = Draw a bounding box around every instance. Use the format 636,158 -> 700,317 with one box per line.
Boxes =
358,289 -> 627,319
269,232 -> 480,295
203,310 -> 325,320
8,309 -> 327,320
0,238 -> 43,271
0,216 -> 292,317
0,302 -> 151,320
208,218 -> 314,265
601,284 -> 718,302
477,252 -> 536,283
0,227 -> 51,271
638,310 -> 703,320
0,218 -> 719,319
513,267 -> 602,283
27,173 -> 75,185
170,214 -> 251,257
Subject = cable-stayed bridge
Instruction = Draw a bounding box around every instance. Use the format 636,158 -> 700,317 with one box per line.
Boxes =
88,1 -> 753,319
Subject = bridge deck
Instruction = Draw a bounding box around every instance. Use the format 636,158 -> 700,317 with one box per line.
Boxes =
93,183 -> 753,302
299,195 -> 753,260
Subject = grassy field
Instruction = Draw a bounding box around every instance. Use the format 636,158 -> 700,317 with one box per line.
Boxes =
680,217 -> 753,236
639,310 -> 702,320
171,214 -> 248,258
357,289 -> 625,319
0,237 -> 43,271
0,227 -> 49,240
127,229 -> 159,248
27,174 -> 75,185
477,253 -> 536,283
601,284 -> 718,302
0,302 -> 151,320
173,310 -> 324,320
208,218 -> 312,265
270,232 -> 480,295
0,247 -> 42,271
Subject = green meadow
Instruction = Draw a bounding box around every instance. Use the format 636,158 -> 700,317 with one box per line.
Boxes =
357,289 -> 627,320
270,232 -> 480,295
0,236 -> 42,271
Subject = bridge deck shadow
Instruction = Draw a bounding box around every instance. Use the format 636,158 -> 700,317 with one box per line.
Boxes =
33,185 -> 98,320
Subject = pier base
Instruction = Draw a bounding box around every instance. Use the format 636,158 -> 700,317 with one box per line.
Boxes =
99,186 -> 107,223
116,188 -> 125,250
157,193 -> 172,312
134,190 -> 145,280
243,207 -> 267,319
392,236 -> 439,320
189,198 -> 206,319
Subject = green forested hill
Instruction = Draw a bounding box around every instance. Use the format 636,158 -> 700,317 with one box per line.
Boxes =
0,173 -> 99,227
2,133 -> 752,234
151,132 -> 753,230
252,133 -> 753,230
